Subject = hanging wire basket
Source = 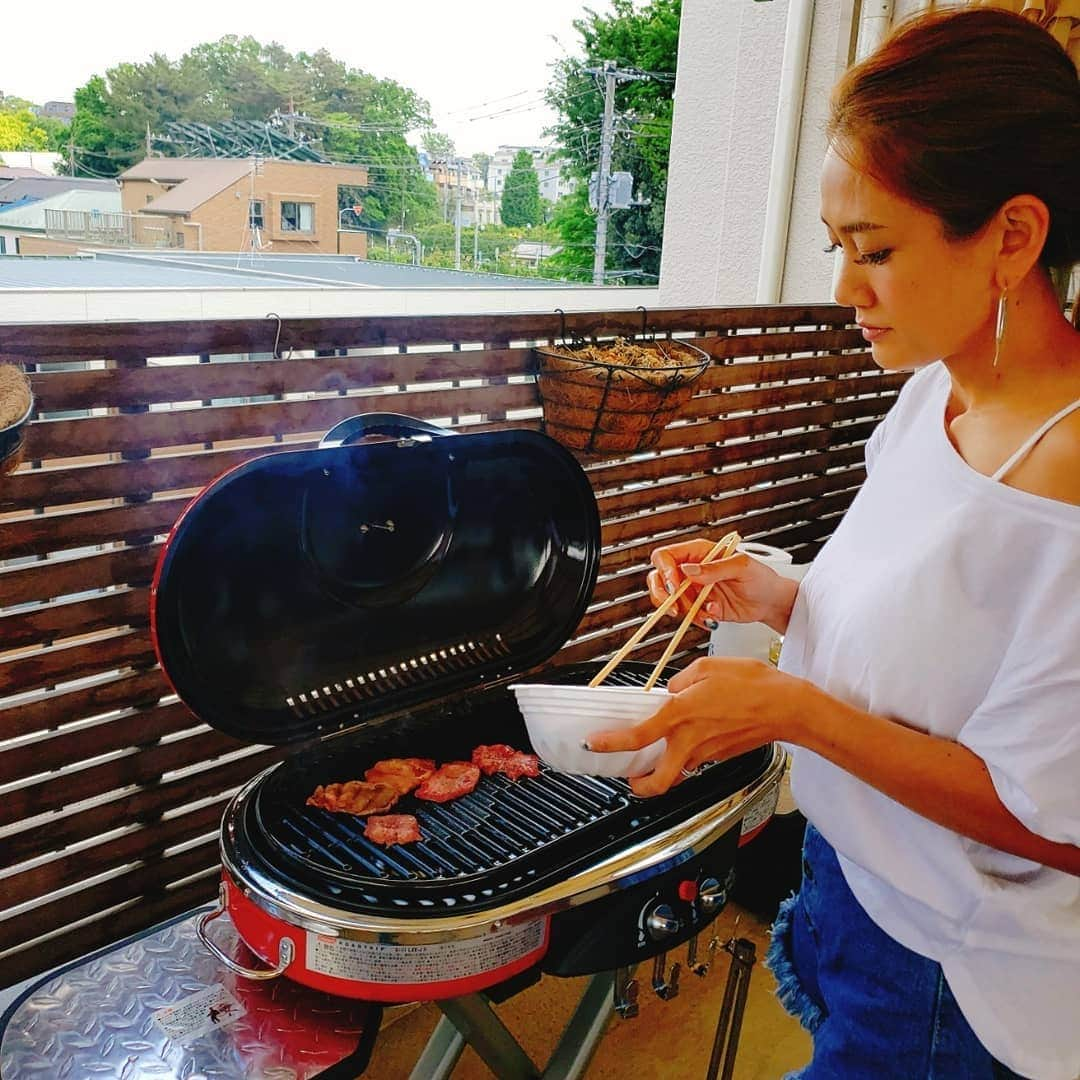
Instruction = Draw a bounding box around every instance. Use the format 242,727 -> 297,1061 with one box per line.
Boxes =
534,332 -> 711,454
0,364 -> 34,477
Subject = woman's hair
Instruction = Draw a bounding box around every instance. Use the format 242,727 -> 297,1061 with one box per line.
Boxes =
828,7 -> 1080,324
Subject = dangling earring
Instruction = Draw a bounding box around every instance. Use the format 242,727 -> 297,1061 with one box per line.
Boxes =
993,287 -> 1008,368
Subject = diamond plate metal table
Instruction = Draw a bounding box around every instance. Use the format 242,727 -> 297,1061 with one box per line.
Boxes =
0,907 -> 379,1080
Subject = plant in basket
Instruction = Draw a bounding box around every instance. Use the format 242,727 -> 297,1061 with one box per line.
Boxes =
0,364 -> 33,477
534,335 -> 711,454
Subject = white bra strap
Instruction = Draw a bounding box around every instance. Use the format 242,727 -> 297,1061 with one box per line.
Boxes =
992,397 -> 1080,482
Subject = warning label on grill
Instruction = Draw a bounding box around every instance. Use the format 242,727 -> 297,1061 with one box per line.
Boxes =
740,778 -> 780,838
305,919 -> 548,984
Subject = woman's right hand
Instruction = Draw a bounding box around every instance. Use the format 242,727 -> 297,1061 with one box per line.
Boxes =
647,538 -> 799,635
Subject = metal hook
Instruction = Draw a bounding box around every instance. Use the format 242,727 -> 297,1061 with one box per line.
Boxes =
267,312 -> 283,359
555,308 -> 568,347
637,305 -> 650,339
265,312 -> 294,361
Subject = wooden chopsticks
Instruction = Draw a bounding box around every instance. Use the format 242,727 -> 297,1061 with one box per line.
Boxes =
589,531 -> 742,689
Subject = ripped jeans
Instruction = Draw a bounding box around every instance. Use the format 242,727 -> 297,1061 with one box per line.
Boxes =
766,824 -> 1026,1079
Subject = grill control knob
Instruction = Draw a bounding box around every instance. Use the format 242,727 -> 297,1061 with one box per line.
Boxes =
646,903 -> 680,940
698,877 -> 728,915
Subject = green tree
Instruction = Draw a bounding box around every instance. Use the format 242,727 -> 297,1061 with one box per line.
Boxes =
421,130 -> 456,158
321,113 -> 438,232
500,149 -> 543,227
544,0 -> 679,283
0,109 -> 49,152
66,38 -> 435,179
68,76 -> 142,177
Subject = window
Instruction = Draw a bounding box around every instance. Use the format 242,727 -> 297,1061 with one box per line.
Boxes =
280,201 -> 314,233
249,200 -> 264,229
175,230 -> 185,248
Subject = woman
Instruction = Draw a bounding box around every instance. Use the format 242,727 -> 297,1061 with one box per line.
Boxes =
587,9 -> 1080,1078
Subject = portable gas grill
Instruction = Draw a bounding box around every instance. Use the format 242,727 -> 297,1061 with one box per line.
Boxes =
149,412 -> 784,1071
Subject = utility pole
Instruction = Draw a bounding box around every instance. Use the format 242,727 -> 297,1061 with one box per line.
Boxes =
593,61 -> 617,285
68,131 -> 75,177
584,61 -> 650,285
145,122 -> 153,160
454,159 -> 463,271
473,200 -> 480,268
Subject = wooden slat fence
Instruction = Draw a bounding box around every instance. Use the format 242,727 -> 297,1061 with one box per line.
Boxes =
0,304 -> 904,988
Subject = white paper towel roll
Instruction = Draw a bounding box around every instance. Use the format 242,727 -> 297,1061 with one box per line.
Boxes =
707,543 -> 809,662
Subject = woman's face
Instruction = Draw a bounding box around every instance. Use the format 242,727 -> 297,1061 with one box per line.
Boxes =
819,147 -> 996,371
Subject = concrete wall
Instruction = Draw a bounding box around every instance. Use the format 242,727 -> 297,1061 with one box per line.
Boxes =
659,0 -> 852,307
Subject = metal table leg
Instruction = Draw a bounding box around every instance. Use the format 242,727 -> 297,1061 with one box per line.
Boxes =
408,1013 -> 468,1080
411,971 -> 615,1080
433,992 -> 542,1079
541,972 -> 615,1080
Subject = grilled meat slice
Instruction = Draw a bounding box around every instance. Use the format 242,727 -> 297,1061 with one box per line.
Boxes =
306,780 -> 399,815
364,814 -> 423,846
472,744 -> 540,780
364,757 -> 437,796
414,761 -> 481,803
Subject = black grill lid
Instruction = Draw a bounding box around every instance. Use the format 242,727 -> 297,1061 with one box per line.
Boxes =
152,413 -> 601,744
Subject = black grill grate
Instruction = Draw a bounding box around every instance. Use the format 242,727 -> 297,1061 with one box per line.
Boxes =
270,768 -> 627,885
237,661 -> 771,915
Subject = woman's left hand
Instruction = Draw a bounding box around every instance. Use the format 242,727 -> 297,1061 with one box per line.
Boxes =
586,657 -> 809,797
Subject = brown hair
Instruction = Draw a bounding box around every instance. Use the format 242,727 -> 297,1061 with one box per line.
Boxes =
828,8 -> 1080,326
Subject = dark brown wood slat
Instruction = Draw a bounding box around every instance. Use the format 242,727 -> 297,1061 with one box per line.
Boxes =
1,445 -> 292,511
0,629 -> 156,697
30,348 -> 534,412
0,701 -> 194,786
591,567 -> 650,606
24,383 -> 539,461
576,593 -> 654,638
703,352 -> 878,389
0,874 -> 220,991
586,428 -> 838,490
0,587 -> 148,650
0,546 -> 160,608
2,797 -> 228,909
0,498 -> 188,560
597,447 -> 866,520
728,489 -> 860,540
682,370 -> 907,421
600,468 -> 866,547
1,727 -> 251,828
0,838 -> 220,954
0,306 -> 853,359
0,668 -> 170,740
1,747 -> 283,869
704,330 -> 864,365
700,329 -> 866,362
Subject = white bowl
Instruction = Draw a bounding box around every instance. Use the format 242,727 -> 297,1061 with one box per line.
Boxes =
509,682 -> 670,777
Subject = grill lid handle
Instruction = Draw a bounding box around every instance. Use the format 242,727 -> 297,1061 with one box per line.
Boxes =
321,412 -> 452,448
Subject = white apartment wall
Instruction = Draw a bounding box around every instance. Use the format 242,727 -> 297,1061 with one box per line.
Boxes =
659,0 -> 851,307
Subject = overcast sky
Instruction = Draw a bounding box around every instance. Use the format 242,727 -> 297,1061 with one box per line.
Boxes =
2,0 -> 614,158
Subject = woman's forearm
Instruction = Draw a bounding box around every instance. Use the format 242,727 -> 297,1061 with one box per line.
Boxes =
765,576 -> 801,635
787,680 -> 1080,876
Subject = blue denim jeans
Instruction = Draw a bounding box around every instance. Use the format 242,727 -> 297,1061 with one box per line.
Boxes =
766,824 -> 1026,1079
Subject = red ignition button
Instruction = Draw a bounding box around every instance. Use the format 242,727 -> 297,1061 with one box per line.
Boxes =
677,880 -> 699,903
